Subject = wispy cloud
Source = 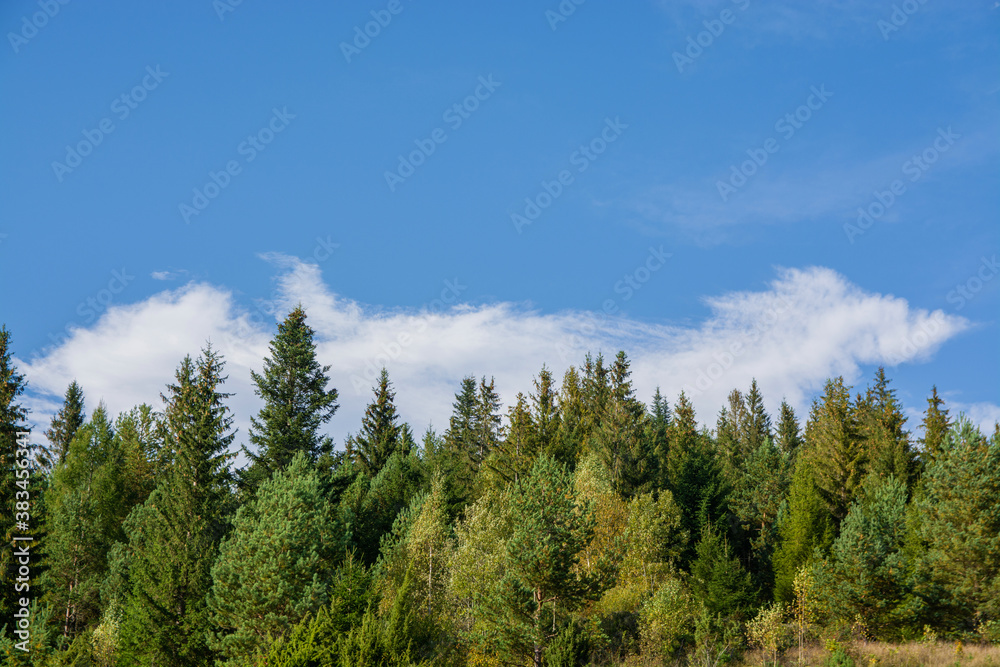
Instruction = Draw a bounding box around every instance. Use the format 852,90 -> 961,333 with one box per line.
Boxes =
17,256 -> 984,456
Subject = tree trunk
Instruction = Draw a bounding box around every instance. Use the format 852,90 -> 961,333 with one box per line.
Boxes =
534,589 -> 544,667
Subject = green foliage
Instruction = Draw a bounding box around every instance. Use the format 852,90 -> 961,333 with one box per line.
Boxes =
348,369 -> 409,478
918,386 -> 950,463
911,417 -> 1000,630
807,377 -> 865,524
116,346 -> 235,667
640,575 -> 695,657
544,620 -> 591,667
209,452 -> 338,664
812,475 -> 910,636
772,455 -> 834,602
41,381 -> 85,470
689,523 -> 755,621
243,306 -> 339,492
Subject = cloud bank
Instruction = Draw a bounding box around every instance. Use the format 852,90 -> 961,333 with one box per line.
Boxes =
17,257 -> 982,455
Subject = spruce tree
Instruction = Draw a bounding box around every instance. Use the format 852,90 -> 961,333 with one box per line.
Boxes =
918,386 -> 950,462
667,392 -> 728,566
243,306 -> 338,491
689,523 -> 755,620
347,368 -> 406,477
118,346 -> 236,667
806,377 -> 864,523
42,380 -> 86,469
772,457 -> 835,602
530,366 -> 561,460
774,400 -> 803,457
646,387 -> 671,492
857,367 -> 916,490
590,351 -> 648,496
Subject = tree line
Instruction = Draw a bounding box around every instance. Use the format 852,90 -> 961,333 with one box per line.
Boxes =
0,307 -> 997,666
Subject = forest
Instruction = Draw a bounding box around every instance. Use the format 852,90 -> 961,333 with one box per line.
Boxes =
1,307 -> 998,667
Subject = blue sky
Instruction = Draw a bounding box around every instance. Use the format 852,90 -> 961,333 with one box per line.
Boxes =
2,0 -> 998,448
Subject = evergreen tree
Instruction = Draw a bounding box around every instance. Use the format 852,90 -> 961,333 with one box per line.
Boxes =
666,392 -> 728,566
209,452 -> 337,664
806,377 -> 864,524
730,438 -> 791,599
0,325 -> 31,632
42,380 -> 86,469
689,523 -> 755,620
772,457 -> 835,602
243,306 -> 338,491
911,417 -> 1000,630
590,351 -> 648,496
118,346 -> 236,667
856,367 -> 916,490
501,456 -> 600,666
484,393 -> 537,487
918,386 -> 950,462
645,387 -> 671,492
811,475 -> 909,636
347,368 -> 407,477
774,400 -> 803,458
531,366 -> 561,461
441,376 -> 478,506
473,376 -> 504,468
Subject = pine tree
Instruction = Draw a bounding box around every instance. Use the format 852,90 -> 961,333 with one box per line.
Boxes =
42,380 -> 86,469
811,475 -> 909,636
806,377 -> 864,524
118,346 -> 236,667
918,386 -> 950,462
911,417 -> 1000,629
774,400 -> 803,458
209,452 -> 336,664
347,368 -> 406,477
502,456 -> 599,666
0,325 -> 31,632
243,306 -> 339,491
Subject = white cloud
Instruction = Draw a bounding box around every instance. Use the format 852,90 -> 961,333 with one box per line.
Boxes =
17,257 -> 982,460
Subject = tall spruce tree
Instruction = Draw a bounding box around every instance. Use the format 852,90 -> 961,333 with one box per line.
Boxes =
667,392 -> 728,566
243,306 -> 339,491
856,367 -> 916,490
590,351 -> 648,496
42,380 -> 85,469
774,400 -> 804,458
646,387 -> 671,492
530,366 -> 561,460
347,368 -> 406,477
772,456 -> 835,602
118,346 -> 236,667
918,386 -> 950,462
806,377 -> 864,524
